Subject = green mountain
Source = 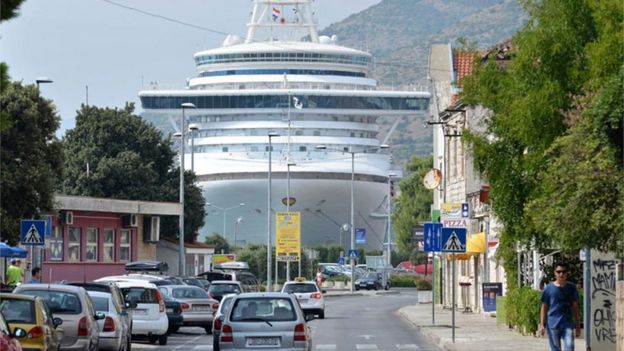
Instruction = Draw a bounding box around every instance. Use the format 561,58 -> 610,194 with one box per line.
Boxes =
320,0 -> 527,164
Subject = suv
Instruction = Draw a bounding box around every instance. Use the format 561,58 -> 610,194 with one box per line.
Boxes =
207,281 -> 242,302
13,284 -> 103,351
281,280 -> 325,319
97,279 -> 169,345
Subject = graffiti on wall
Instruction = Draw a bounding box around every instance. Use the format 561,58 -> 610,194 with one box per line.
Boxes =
589,250 -> 617,351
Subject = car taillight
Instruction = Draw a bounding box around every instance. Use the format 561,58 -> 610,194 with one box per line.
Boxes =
27,326 -> 43,338
310,293 -> 321,299
155,289 -> 165,313
180,303 -> 190,312
220,324 -> 233,343
77,316 -> 90,337
293,323 -> 306,341
212,303 -> 219,312
214,316 -> 222,331
103,316 -> 115,332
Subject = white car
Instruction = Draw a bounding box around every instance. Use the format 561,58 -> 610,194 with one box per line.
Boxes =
95,278 -> 169,345
281,280 -> 325,319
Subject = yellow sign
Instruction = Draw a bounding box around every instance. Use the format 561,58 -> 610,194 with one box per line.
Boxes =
213,254 -> 236,267
276,212 -> 301,261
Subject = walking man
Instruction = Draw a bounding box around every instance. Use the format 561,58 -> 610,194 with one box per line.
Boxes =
5,258 -> 24,285
539,262 -> 581,351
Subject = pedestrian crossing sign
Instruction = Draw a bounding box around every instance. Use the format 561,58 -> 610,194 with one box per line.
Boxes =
20,219 -> 46,246
440,227 -> 466,253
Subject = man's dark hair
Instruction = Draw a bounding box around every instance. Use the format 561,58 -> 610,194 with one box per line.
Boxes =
31,267 -> 41,275
554,262 -> 568,270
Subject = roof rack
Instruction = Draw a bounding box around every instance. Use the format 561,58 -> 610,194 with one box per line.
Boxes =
124,260 -> 169,274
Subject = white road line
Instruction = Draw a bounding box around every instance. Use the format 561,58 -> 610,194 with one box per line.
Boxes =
396,344 -> 420,349
356,344 -> 378,349
191,346 -> 213,350
173,335 -> 205,349
315,345 -> 337,350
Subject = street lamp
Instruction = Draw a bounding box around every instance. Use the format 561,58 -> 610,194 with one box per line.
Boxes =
234,217 -> 243,250
316,144 -> 388,292
207,202 -> 246,242
387,172 -> 398,266
286,162 -> 298,280
267,132 -> 279,292
179,102 -> 196,275
189,123 -> 199,173
35,77 -> 53,90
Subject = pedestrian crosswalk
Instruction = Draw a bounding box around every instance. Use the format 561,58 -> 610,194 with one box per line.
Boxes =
133,343 -> 424,350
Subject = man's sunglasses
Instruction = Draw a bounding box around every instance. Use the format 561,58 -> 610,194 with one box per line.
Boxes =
555,270 -> 567,274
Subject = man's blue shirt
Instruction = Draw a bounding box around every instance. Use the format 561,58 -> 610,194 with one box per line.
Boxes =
541,282 -> 578,329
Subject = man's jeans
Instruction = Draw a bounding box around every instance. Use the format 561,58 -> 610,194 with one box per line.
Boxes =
547,327 -> 574,351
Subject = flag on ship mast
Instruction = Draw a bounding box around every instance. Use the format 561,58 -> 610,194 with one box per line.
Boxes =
272,7 -> 281,22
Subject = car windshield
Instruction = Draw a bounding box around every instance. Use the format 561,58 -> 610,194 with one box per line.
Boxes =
91,296 -> 109,312
0,299 -> 36,323
121,287 -> 158,304
231,297 -> 296,322
283,284 -> 317,293
20,290 -> 82,314
172,287 -> 209,299
364,273 -> 378,279
209,284 -> 241,293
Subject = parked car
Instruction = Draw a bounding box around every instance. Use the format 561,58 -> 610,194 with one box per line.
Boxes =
207,281 -> 242,302
158,285 -> 218,334
281,280 -> 325,319
355,272 -> 385,290
0,293 -> 62,351
65,282 -> 132,329
195,279 -> 211,291
0,312 -> 25,351
173,277 -> 205,289
211,293 -> 236,351
219,292 -> 312,350
13,284 -> 103,351
199,263 -> 259,293
87,291 -> 132,351
95,279 -> 169,345
162,297 -> 184,334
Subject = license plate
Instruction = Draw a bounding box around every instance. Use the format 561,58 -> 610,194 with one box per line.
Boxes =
192,305 -> 210,311
248,337 -> 279,346
131,309 -> 147,315
166,308 -> 173,313
298,299 -> 309,304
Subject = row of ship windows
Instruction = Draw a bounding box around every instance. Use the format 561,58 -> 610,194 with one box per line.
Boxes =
190,129 -> 375,139
189,114 -> 375,124
194,52 -> 371,66
141,95 -> 428,111
190,144 -> 377,153
198,69 -> 366,78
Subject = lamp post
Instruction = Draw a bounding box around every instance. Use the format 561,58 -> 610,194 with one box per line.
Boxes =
207,203 -> 245,243
286,162 -> 297,280
316,144 -> 388,292
189,123 -> 199,173
387,172 -> 397,266
179,102 -> 196,275
234,217 -> 243,250
267,132 -> 279,291
35,77 -> 53,90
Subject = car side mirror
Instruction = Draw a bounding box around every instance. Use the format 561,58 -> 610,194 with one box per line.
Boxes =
304,314 -> 315,322
12,327 -> 27,338
53,317 -> 63,328
126,301 -> 138,309
94,312 -> 106,321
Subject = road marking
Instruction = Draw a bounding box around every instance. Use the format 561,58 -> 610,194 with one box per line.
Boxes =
192,346 -> 213,350
356,345 -> 378,349
397,345 -> 420,349
173,335 -> 205,349
316,345 -> 336,350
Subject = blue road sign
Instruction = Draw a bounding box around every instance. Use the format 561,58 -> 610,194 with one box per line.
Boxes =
348,249 -> 358,259
424,222 -> 442,252
440,227 -> 466,253
20,219 -> 46,246
337,257 -> 345,265
355,228 -> 366,244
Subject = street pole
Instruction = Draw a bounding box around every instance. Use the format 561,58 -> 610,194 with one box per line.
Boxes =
179,102 -> 196,275
387,174 -> 394,266
350,150 -> 355,293
267,133 -> 278,292
189,124 -> 199,173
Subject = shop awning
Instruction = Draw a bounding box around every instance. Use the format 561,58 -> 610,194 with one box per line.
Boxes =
447,232 -> 487,260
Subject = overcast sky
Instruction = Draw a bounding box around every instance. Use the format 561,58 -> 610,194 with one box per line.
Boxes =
1,0 -> 381,136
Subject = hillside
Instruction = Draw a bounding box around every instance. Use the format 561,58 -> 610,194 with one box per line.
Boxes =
319,0 -> 527,165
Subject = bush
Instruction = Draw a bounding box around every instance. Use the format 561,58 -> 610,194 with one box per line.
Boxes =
504,287 -> 542,335
389,275 -> 416,287
416,278 -> 432,290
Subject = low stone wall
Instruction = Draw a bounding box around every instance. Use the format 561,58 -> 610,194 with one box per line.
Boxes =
617,281 -> 623,351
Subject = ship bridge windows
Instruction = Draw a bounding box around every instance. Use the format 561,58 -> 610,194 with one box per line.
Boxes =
198,69 -> 366,78
195,52 -> 371,66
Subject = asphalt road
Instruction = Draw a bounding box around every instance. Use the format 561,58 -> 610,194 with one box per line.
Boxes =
131,289 -> 442,351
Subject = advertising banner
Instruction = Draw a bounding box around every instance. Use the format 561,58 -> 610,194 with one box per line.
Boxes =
482,282 -> 503,312
276,212 -> 301,261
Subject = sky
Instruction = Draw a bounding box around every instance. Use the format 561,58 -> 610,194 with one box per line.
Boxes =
0,0 -> 381,136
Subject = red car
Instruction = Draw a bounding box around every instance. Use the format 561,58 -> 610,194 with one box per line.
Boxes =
0,312 -> 26,351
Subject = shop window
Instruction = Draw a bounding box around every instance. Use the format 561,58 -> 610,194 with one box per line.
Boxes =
120,230 -> 131,261
103,229 -> 114,262
86,228 -> 98,261
68,228 -> 80,261
49,226 -> 63,261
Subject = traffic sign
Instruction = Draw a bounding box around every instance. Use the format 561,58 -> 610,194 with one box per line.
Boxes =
337,256 -> 345,265
423,222 -> 442,252
440,227 -> 466,253
20,220 -> 46,246
348,249 -> 358,259
355,228 -> 366,244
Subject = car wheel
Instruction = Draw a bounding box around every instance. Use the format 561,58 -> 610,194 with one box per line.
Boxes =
374,285 -> 379,290
319,310 -> 325,319
168,326 -> 180,334
355,286 -> 359,291
148,335 -> 158,344
213,336 -> 220,351
158,335 -> 168,345
204,324 -> 212,335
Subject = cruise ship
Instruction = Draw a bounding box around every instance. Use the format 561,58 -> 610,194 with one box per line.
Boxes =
139,0 -> 430,250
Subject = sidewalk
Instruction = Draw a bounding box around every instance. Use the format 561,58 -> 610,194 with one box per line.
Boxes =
398,302 -> 586,351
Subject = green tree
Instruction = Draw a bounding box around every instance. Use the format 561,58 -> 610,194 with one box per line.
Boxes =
392,155 -> 433,256
205,233 -> 231,254
1,0 -> 26,21
460,0 -> 623,282
1,0 -> 27,130
0,82 -> 63,243
61,104 -> 205,242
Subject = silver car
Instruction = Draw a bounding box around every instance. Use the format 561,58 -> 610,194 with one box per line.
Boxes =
219,292 -> 312,350
14,284 -> 104,351
281,280 -> 325,319
212,293 -> 237,351
158,285 -> 218,334
87,291 -> 132,351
